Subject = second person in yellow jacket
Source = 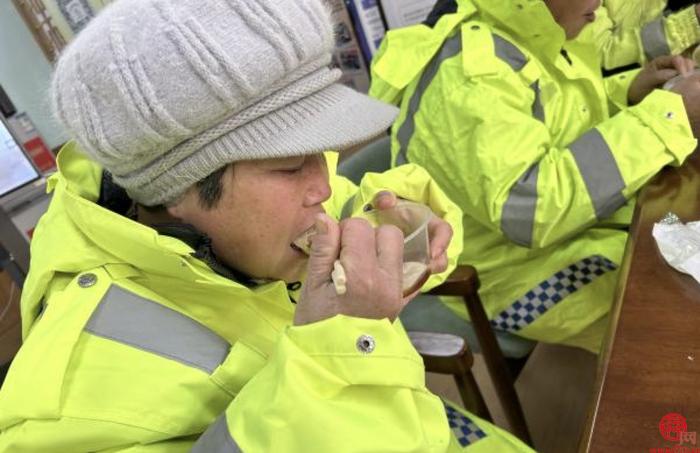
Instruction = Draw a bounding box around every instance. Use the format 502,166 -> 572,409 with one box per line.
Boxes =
579,0 -> 700,70
370,0 -> 700,352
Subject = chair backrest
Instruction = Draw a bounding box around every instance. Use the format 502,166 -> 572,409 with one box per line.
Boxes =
337,135 -> 392,185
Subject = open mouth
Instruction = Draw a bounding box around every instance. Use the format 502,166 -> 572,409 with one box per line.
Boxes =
584,12 -> 596,22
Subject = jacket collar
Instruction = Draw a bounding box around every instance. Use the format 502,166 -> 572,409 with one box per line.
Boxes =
468,0 -> 566,62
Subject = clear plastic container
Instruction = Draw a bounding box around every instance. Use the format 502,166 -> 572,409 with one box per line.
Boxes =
663,68 -> 700,90
357,200 -> 433,296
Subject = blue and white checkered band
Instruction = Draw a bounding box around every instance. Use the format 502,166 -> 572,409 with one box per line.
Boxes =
444,402 -> 487,447
491,255 -> 617,332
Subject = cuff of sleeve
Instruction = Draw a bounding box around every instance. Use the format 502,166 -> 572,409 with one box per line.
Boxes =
606,68 -> 642,110
630,89 -> 697,166
667,6 -> 700,53
284,315 -> 426,387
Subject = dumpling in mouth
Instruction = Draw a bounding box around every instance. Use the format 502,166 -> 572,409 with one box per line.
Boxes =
291,225 -> 316,256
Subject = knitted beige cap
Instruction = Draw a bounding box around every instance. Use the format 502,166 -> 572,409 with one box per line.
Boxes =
51,0 -> 398,205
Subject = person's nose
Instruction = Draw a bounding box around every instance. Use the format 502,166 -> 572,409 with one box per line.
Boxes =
304,155 -> 331,207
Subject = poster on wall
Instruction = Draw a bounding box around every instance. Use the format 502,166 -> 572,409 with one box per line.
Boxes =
325,0 -> 372,93
15,0 -> 374,94
344,0 -> 386,64
380,0 -> 438,29
12,0 -> 115,61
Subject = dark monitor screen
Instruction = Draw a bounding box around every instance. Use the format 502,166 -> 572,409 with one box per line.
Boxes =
0,117 -> 40,198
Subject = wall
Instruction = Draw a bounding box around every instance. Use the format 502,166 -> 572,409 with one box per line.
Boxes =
0,3 -> 67,149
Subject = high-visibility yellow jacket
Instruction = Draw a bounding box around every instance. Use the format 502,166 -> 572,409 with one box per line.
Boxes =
579,0 -> 700,70
0,144 -> 534,452
369,0 -> 696,351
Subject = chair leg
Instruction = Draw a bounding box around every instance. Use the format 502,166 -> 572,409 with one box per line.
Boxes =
454,369 -> 491,421
463,292 -> 532,445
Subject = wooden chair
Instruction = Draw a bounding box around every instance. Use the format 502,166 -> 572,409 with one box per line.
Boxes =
408,330 -> 490,419
423,265 -> 532,444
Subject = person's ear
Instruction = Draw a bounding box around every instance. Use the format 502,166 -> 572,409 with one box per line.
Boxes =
166,202 -> 185,221
166,193 -> 195,221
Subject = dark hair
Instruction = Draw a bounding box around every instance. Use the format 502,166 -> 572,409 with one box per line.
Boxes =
138,164 -> 228,213
195,165 -> 228,209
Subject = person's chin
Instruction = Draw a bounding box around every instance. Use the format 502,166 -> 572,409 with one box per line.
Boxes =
279,256 -> 308,283
567,22 -> 588,40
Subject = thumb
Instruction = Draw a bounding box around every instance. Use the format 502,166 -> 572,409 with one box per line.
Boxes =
372,190 -> 398,211
305,213 -> 340,287
653,68 -> 680,85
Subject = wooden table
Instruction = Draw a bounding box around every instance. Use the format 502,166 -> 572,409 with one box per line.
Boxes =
581,152 -> 700,452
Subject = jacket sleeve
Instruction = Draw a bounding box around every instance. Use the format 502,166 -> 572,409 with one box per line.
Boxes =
192,315 -> 535,453
0,417 -> 195,452
604,68 -> 641,112
408,71 -> 696,249
582,5 -> 700,70
192,316 -> 453,452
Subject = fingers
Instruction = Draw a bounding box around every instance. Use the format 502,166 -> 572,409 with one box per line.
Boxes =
375,224 -> 404,278
427,217 -> 452,268
652,55 -> 694,75
651,55 -> 678,70
306,213 -> 340,287
372,190 -> 398,211
429,253 -> 449,275
339,218 -> 377,267
671,55 -> 694,76
655,68 -> 682,86
680,57 -> 695,76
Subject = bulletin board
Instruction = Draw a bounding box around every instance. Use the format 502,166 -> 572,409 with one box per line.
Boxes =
12,0 -> 114,62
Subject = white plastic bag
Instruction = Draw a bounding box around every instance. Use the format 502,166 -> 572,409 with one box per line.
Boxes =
652,213 -> 700,284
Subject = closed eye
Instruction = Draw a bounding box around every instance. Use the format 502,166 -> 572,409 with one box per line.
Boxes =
276,166 -> 303,174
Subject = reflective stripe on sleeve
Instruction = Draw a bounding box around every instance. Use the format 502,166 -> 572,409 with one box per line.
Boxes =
641,17 -> 671,60
531,80 -> 545,122
501,163 -> 540,247
569,129 -> 627,220
192,414 -> 243,453
85,285 -> 229,373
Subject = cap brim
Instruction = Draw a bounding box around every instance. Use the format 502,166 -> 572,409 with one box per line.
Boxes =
135,83 -> 398,205
225,83 -> 400,159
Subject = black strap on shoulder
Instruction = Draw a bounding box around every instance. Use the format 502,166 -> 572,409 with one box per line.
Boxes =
423,0 -> 458,27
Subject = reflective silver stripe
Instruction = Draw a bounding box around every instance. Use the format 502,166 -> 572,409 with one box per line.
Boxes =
501,163 -> 540,247
395,32 -> 529,165
569,129 -> 627,219
492,34 -> 527,71
531,80 -> 545,122
395,32 -> 462,166
641,17 -> 670,60
192,414 -> 242,453
85,285 -> 229,373
340,195 -> 356,219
